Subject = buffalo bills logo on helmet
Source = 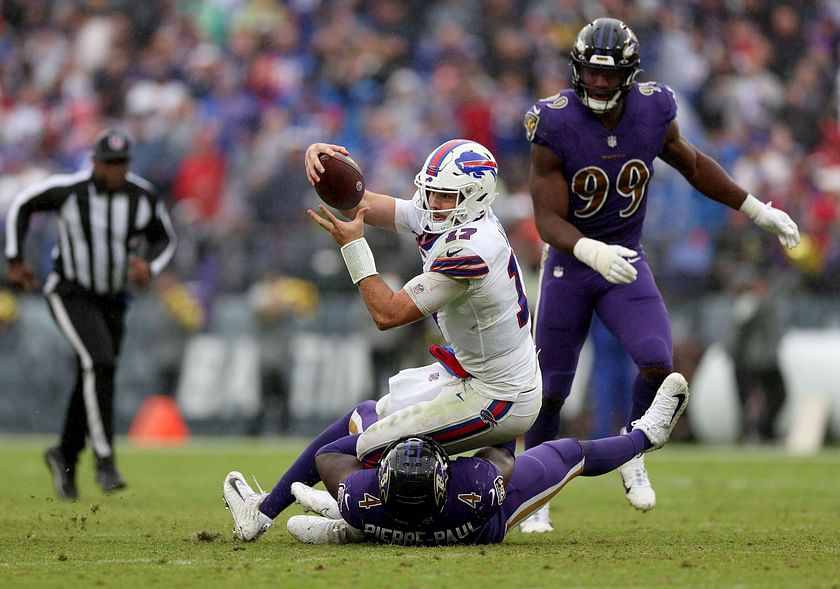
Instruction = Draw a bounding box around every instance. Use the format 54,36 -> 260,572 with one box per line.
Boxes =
455,151 -> 497,180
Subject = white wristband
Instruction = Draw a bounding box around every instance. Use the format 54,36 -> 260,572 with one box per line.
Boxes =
739,194 -> 764,220
340,238 -> 378,284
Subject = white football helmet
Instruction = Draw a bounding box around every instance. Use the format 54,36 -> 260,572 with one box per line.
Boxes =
413,139 -> 498,233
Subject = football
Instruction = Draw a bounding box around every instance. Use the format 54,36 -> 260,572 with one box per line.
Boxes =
314,152 -> 365,210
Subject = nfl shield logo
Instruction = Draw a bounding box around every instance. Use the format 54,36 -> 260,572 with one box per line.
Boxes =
607,135 -> 617,148
108,134 -> 126,151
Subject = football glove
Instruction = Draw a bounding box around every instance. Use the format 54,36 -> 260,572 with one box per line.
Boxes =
573,237 -> 638,284
739,194 -> 800,249
287,515 -> 365,544
291,482 -> 341,519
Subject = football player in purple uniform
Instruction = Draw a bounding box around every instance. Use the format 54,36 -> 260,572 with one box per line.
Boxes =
285,372 -> 688,546
519,18 -> 799,531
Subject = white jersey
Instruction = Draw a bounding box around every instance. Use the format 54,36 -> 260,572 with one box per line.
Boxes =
394,194 -> 539,400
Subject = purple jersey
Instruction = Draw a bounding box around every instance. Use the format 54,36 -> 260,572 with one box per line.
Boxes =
338,457 -> 508,545
524,82 -> 677,248
336,439 -> 589,546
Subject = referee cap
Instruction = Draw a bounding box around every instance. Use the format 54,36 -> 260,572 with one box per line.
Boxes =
93,129 -> 133,162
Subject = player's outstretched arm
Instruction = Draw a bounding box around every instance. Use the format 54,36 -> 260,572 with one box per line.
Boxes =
307,205 -> 425,329
659,120 -> 799,249
738,194 -> 800,249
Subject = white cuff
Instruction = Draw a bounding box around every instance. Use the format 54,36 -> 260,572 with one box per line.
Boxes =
739,194 -> 764,220
572,237 -> 598,266
340,238 -> 378,284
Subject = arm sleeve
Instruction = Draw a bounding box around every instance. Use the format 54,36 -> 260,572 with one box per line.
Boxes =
142,197 -> 178,276
403,271 -> 469,316
337,470 -> 371,530
657,82 -> 678,123
524,98 -> 566,158
4,181 -> 66,262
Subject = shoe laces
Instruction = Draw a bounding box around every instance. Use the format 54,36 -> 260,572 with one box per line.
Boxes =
251,475 -> 266,496
639,393 -> 679,429
624,456 -> 651,487
248,475 -> 269,513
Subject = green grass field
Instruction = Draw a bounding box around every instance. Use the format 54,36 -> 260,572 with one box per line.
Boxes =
1,436 -> 838,589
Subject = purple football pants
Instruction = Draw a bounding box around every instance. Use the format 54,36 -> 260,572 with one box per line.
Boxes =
532,249 -> 672,435
475,431 -> 652,543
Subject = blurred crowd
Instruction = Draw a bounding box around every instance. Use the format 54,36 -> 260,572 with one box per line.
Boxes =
1,0 -> 839,313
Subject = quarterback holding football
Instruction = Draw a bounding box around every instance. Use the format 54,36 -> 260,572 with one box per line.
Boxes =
305,139 -> 542,464
220,139 -> 543,542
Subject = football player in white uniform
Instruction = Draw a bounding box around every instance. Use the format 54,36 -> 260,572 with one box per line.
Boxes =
221,140 -> 542,543
305,139 -> 541,463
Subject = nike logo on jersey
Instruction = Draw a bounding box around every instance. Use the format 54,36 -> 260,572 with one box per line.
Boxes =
445,248 -> 464,257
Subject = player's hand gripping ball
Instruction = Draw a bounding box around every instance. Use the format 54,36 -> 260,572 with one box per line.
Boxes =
314,153 -> 365,210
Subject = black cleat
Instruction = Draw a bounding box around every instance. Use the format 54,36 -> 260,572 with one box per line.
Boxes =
95,456 -> 127,492
44,446 -> 78,500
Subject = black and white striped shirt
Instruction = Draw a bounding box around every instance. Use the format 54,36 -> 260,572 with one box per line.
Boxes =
4,168 -> 177,295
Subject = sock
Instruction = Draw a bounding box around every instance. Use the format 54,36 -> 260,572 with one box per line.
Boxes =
579,429 -> 651,476
259,401 -> 376,519
316,433 -> 360,457
524,406 -> 561,449
627,374 -> 662,426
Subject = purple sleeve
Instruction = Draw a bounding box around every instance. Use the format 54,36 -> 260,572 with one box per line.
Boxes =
656,82 -> 678,123
337,469 -> 378,530
523,93 -> 571,159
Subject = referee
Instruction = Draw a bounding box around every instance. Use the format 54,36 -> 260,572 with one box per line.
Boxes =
4,129 -> 177,500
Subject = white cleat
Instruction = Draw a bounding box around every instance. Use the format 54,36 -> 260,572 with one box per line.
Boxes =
287,515 -> 364,545
618,372 -> 690,512
291,482 -> 342,519
632,372 -> 690,450
618,452 -> 656,512
222,471 -> 273,541
518,503 -> 554,533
